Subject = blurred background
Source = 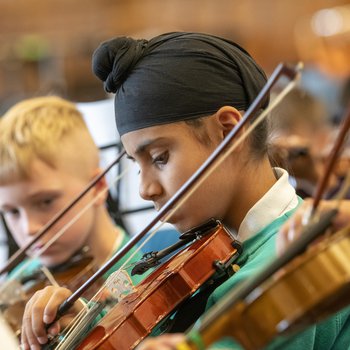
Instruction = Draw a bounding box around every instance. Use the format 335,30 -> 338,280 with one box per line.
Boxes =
0,0 -> 349,116
0,0 -> 350,262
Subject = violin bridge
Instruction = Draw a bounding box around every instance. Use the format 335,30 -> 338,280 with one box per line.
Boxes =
105,270 -> 136,302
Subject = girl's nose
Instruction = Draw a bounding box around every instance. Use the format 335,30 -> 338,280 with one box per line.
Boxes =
139,173 -> 163,202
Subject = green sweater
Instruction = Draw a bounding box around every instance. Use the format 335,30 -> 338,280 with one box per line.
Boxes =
204,212 -> 350,350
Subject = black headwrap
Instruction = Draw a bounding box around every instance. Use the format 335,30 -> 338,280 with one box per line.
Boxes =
92,32 -> 269,136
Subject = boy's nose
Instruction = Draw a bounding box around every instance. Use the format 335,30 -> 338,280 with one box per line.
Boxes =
23,214 -> 42,237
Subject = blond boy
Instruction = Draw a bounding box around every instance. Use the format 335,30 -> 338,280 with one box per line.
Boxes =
0,96 -> 143,289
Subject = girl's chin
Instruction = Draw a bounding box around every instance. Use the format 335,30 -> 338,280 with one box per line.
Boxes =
172,220 -> 198,234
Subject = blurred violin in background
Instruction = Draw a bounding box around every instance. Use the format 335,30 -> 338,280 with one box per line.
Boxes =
269,87 -> 349,199
0,246 -> 103,337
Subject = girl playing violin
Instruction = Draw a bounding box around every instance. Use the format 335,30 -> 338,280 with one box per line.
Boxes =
21,33 -> 350,349
0,96 -> 144,340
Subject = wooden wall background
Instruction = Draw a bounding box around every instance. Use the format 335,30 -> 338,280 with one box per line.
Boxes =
0,0 -> 349,111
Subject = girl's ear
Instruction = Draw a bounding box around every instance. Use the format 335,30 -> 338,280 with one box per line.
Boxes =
214,106 -> 243,138
90,168 -> 108,206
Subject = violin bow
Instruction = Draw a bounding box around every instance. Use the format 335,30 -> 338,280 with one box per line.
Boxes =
312,103 -> 350,213
0,150 -> 126,275
54,62 -> 301,319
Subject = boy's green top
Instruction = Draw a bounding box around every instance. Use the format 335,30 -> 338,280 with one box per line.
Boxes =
205,213 -> 350,350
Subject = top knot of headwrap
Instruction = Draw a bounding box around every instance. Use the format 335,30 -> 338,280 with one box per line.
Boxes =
92,37 -> 148,93
92,32 -> 269,136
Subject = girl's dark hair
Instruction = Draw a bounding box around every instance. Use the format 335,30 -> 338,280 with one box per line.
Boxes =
185,109 -> 269,159
248,109 -> 270,159
185,117 -> 213,147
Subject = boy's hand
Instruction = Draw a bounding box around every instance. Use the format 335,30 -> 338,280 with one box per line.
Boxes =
136,334 -> 186,350
21,286 -> 82,350
277,198 -> 350,256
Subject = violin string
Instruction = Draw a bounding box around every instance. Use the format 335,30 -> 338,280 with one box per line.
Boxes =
53,67 -> 302,349
54,304 -> 92,350
0,166 -> 129,296
56,302 -> 106,350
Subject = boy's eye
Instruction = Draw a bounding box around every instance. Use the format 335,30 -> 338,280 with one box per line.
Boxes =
36,197 -> 55,209
2,208 -> 20,218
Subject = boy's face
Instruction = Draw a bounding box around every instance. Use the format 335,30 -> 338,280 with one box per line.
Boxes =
122,122 -> 235,233
0,158 -> 97,267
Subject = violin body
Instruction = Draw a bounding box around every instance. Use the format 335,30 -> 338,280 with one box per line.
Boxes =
197,226 -> 350,350
76,221 -> 239,350
0,248 -> 102,337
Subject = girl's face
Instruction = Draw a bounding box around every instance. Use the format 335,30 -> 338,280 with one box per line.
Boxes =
0,158 -> 98,267
121,121 -> 238,233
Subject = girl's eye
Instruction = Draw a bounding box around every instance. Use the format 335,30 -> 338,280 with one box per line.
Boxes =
152,152 -> 169,166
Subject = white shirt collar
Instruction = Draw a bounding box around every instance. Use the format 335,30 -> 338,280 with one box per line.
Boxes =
237,167 -> 299,242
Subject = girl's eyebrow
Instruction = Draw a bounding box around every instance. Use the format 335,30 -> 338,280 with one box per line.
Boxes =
127,137 -> 168,159
136,137 -> 167,154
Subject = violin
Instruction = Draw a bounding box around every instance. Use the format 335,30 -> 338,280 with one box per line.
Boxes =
268,139 -> 338,199
176,218 -> 349,350
0,247 -> 104,337
269,130 -> 350,200
74,219 -> 241,350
